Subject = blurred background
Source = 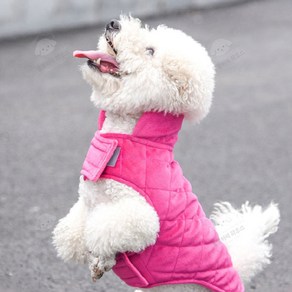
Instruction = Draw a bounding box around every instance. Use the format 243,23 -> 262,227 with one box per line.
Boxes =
0,0 -> 291,291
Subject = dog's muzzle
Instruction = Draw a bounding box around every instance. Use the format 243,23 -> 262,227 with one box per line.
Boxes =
73,19 -> 123,77
105,19 -> 120,55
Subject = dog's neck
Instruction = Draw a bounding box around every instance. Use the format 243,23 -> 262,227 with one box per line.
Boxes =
100,111 -> 141,134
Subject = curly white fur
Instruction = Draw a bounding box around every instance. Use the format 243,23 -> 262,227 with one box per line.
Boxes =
211,201 -> 280,283
82,16 -> 215,122
53,15 -> 280,292
53,175 -> 160,278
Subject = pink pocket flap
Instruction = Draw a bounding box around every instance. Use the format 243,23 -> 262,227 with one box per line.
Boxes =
81,132 -> 118,181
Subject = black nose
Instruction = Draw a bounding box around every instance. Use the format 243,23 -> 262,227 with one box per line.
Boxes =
106,19 -> 121,31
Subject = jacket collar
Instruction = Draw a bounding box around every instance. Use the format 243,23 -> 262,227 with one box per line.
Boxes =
98,110 -> 184,147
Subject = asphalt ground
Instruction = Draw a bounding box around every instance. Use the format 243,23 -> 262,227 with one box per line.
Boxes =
0,0 -> 291,291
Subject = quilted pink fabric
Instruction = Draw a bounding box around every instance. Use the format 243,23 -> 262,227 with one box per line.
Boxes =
81,111 -> 244,292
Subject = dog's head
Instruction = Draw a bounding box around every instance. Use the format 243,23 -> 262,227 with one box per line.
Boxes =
75,16 -> 215,121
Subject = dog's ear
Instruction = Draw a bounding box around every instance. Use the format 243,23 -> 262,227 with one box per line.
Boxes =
167,68 -> 190,98
155,26 -> 215,121
163,59 -> 214,122
161,57 -> 190,94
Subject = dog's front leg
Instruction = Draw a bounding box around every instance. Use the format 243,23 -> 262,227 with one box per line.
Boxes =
84,183 -> 160,280
52,195 -> 87,264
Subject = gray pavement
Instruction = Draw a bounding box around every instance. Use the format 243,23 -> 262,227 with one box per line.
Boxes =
0,0 -> 291,291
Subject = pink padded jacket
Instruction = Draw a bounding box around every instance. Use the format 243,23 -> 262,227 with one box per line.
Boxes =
81,110 -> 244,292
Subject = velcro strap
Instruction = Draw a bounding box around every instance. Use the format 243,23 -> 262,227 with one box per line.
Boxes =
81,132 -> 118,181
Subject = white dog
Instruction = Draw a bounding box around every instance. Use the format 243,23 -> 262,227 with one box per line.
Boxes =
53,16 -> 280,292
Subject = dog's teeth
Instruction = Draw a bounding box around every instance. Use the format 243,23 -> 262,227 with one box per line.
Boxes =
95,58 -> 101,65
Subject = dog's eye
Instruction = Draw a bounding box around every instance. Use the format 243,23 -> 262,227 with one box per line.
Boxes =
146,47 -> 155,56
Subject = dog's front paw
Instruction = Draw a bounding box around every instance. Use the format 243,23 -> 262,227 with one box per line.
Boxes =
87,251 -> 116,282
89,256 -> 104,282
98,255 -> 116,272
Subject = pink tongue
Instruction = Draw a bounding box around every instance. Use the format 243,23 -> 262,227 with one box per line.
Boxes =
73,50 -> 119,68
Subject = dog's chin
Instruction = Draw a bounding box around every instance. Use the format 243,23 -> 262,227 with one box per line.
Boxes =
81,64 -> 120,101
81,64 -> 111,87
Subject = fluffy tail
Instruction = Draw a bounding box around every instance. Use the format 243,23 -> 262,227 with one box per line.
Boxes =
210,201 -> 280,283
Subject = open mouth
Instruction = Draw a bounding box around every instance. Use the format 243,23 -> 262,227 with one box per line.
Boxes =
73,37 -> 121,77
105,33 -> 117,55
